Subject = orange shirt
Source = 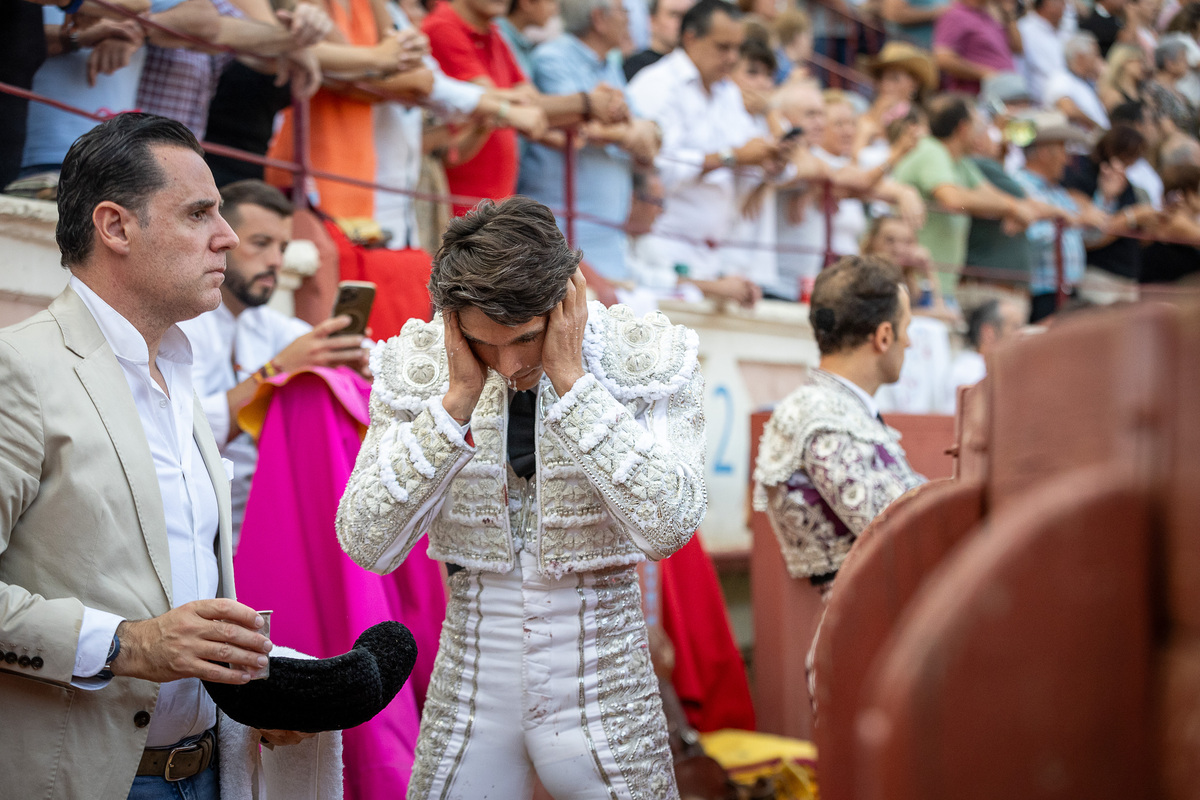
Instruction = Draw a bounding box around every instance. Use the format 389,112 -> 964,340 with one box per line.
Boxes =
266,0 -> 379,219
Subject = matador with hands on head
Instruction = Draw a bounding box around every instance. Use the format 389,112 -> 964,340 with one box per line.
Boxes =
337,194 -> 708,800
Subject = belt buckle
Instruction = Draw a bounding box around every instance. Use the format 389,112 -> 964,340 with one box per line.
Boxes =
163,742 -> 200,782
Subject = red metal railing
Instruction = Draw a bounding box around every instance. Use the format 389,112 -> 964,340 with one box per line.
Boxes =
4,13 -> 1198,313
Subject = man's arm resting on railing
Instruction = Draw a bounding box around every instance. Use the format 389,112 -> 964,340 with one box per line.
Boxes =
424,118 -> 493,167
329,67 -> 435,103
577,118 -> 661,162
144,0 -> 221,48
1053,96 -> 1103,131
213,0 -> 331,56
530,83 -> 629,128
1158,207 -> 1200,246
933,47 -> 995,82
28,0 -> 150,15
44,17 -> 143,57
869,180 -> 927,230
932,182 -> 1014,219
313,40 -> 408,76
697,137 -> 783,174
824,128 -> 917,195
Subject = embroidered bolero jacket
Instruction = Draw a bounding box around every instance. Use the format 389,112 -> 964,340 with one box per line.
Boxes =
753,369 -> 924,579
336,302 -> 707,578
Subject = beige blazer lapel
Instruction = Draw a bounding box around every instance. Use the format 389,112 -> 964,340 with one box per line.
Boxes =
54,289 -> 174,607
192,394 -> 236,600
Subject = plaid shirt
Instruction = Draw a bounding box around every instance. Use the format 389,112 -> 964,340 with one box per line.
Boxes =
1012,168 -> 1086,296
136,0 -> 240,139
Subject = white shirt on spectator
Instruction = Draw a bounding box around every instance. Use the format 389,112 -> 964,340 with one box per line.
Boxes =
723,113 -> 780,288
624,235 -> 707,302
1044,69 -> 1110,129
374,3 -> 485,250
813,147 -> 867,259
1018,11 -> 1067,102
942,348 -> 987,413
179,302 -> 311,544
770,186 -> 824,300
768,148 -> 867,301
70,276 -> 221,748
875,315 -> 954,414
1127,157 -> 1164,208
628,49 -> 763,281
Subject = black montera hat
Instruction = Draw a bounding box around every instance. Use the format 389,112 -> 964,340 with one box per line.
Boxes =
203,621 -> 417,733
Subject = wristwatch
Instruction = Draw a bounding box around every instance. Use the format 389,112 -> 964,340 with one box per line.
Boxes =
97,631 -> 121,680
719,148 -> 736,169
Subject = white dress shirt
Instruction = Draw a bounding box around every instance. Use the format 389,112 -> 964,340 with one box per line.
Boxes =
179,302 -> 311,542
943,348 -> 987,413
374,3 -> 485,250
769,148 -> 866,301
1018,12 -> 1067,103
70,276 -> 221,748
814,147 -> 867,259
1017,12 -> 1065,104
1044,68 -> 1110,130
723,112 -> 780,287
875,315 -> 954,414
628,49 -> 763,280
826,370 -> 882,419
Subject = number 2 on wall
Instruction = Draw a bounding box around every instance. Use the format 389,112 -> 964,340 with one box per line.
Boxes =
712,385 -> 734,475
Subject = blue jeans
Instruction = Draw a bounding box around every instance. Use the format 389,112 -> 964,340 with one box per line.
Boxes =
127,764 -> 219,800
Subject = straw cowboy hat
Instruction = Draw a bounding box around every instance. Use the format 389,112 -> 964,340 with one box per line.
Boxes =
1020,110 -> 1093,148
866,41 -> 939,92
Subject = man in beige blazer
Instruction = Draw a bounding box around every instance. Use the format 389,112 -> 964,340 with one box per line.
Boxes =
0,114 -> 277,799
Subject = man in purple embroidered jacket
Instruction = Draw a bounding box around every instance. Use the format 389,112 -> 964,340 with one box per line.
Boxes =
336,196 -> 706,800
754,255 -> 926,593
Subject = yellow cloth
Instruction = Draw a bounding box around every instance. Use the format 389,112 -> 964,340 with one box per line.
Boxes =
699,730 -> 819,800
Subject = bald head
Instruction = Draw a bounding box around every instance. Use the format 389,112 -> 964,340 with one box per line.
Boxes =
775,80 -> 825,139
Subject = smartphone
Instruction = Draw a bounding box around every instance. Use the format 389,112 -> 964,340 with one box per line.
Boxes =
331,281 -> 376,337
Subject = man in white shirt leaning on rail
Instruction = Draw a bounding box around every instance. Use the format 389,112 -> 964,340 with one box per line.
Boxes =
1044,31 -> 1111,133
181,179 -> 369,545
628,0 -> 791,308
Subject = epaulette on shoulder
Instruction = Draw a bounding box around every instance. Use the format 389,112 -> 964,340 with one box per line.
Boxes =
368,316 -> 450,414
582,301 -> 699,403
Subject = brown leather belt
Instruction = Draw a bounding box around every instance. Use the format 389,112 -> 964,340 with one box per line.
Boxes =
137,729 -> 216,782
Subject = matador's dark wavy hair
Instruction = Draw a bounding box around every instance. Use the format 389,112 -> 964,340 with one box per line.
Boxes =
429,196 -> 582,325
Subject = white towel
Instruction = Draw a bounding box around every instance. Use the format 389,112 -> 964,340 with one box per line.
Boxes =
216,646 -> 344,800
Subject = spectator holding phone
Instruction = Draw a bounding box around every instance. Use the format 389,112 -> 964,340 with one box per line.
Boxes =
180,180 -> 369,543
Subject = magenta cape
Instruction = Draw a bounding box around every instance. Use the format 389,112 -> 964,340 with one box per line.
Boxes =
233,367 -> 447,799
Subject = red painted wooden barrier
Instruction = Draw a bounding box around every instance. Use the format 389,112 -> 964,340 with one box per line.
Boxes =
749,411 -> 824,740
858,469 -> 1155,800
813,478 -> 985,800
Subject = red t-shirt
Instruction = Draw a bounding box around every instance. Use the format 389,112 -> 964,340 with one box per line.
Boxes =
423,2 -> 526,214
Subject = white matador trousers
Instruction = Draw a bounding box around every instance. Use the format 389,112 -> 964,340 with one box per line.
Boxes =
407,549 -> 680,800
